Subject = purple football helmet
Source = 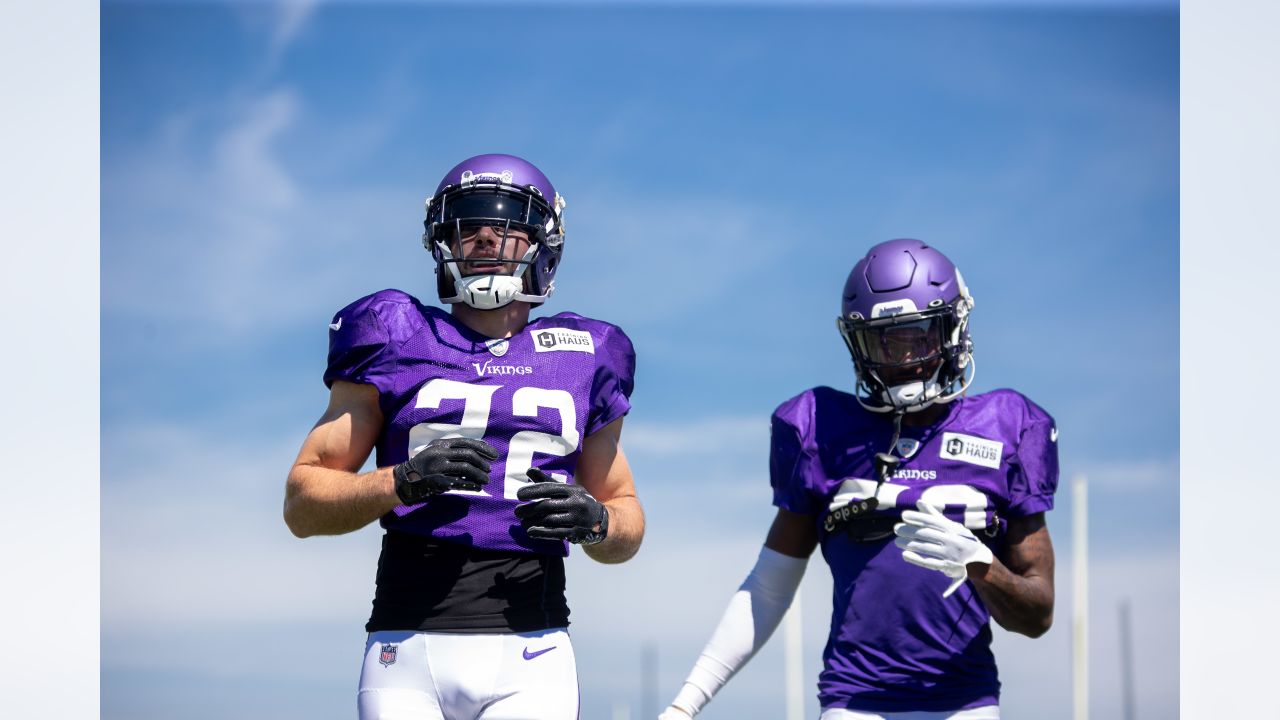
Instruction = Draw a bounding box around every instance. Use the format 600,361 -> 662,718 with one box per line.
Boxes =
422,153 -> 566,309
837,239 -> 976,413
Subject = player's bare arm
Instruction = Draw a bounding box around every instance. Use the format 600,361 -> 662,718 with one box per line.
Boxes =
764,507 -> 819,559
662,507 -> 814,718
967,512 -> 1055,638
572,416 -> 644,564
284,380 -> 396,537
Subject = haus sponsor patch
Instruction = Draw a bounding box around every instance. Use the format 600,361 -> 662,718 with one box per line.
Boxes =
533,328 -> 595,354
939,432 -> 1004,469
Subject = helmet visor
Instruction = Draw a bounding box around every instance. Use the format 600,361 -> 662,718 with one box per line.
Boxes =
437,186 -> 554,234
849,316 -> 947,369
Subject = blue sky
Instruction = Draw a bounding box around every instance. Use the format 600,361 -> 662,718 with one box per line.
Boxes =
101,2 -> 1177,718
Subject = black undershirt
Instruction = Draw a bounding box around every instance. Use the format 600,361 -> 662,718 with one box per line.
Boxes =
365,530 -> 569,634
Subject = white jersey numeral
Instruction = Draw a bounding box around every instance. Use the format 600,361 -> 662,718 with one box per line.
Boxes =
831,478 -> 908,510
506,388 -> 579,499
918,484 -> 990,529
406,379 -> 579,498
830,480 -> 990,530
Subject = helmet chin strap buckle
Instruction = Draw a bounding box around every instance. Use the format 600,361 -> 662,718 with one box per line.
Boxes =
455,274 -> 523,310
884,379 -> 942,412
435,240 -> 540,310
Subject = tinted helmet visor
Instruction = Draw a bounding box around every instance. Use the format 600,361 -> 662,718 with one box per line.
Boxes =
437,186 -> 553,236
849,315 -> 947,369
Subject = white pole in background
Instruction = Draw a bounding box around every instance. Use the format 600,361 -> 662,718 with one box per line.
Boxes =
642,643 -> 657,720
1073,475 -> 1089,720
784,587 -> 804,720
1119,598 -> 1135,720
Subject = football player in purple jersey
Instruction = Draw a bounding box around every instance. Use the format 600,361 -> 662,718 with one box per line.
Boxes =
662,239 -> 1058,720
284,154 -> 645,720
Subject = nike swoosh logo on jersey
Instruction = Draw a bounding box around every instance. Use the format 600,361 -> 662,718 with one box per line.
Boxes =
523,646 -> 556,660
329,317 -> 343,332
1050,427 -> 1058,442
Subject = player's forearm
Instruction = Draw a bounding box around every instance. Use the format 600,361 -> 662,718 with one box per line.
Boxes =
666,547 -> 808,717
581,495 -> 643,564
284,464 -> 399,538
968,557 -> 1054,637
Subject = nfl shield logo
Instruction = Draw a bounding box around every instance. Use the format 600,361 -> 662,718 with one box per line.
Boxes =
378,643 -> 398,667
895,438 -> 921,459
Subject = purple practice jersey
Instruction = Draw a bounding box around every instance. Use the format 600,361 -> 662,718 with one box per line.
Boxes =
324,289 -> 635,557
770,386 -> 1058,713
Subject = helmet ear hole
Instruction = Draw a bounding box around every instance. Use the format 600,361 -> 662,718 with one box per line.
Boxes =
436,264 -> 455,299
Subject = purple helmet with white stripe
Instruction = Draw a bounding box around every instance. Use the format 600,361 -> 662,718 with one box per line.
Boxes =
422,153 -> 566,309
837,239 -> 976,413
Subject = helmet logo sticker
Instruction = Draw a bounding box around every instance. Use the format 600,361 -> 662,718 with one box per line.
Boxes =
871,299 -> 920,318
461,169 -> 514,185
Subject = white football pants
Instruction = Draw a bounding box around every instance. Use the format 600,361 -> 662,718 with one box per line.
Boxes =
358,628 -> 579,720
820,706 -> 999,720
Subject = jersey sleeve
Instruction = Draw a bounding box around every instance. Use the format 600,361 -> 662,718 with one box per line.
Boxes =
769,399 -> 820,516
586,324 -> 637,436
1007,402 -> 1060,518
322,294 -> 397,394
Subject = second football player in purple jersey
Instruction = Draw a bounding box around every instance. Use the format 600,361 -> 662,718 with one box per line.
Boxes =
284,154 -> 645,720
663,239 -> 1058,720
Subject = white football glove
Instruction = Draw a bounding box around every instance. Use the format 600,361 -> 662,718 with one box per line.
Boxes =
894,500 -> 993,598
658,707 -> 694,719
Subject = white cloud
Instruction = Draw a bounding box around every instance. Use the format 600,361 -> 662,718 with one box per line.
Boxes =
270,1 -> 319,59
623,415 -> 768,458
103,87 -> 416,344
101,421 -> 381,629
213,89 -> 300,211
223,0 -> 318,77
554,189 -> 774,325
1071,455 -> 1179,493
994,545 -> 1178,720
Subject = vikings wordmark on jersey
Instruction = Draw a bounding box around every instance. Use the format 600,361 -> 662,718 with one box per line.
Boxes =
324,288 -> 636,557
771,386 -> 1058,714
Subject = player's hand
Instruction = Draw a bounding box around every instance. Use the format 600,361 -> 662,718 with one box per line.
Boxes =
894,500 -> 993,598
392,438 -> 498,504
514,468 -> 609,545
658,707 -> 694,719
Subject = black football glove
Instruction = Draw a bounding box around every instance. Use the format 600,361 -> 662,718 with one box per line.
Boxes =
514,468 -> 609,545
392,438 -> 498,504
